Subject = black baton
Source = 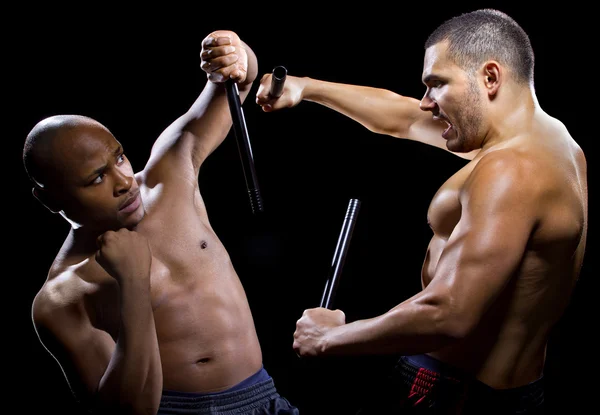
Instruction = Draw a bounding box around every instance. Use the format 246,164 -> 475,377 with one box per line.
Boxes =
320,198 -> 361,309
269,66 -> 287,98
225,79 -> 264,214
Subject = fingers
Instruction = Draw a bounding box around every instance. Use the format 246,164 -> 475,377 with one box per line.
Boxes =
292,339 -> 302,358
96,233 -> 104,249
200,44 -> 236,62
255,74 -> 272,102
292,319 -> 304,357
256,73 -> 277,111
96,230 -> 113,249
95,231 -> 109,265
200,52 -> 240,76
209,66 -> 246,83
201,33 -> 247,83
202,35 -> 233,48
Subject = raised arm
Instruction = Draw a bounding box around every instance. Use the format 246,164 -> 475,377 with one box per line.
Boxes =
256,74 -> 477,160
141,30 -> 258,187
32,229 -> 162,415
293,150 -> 537,356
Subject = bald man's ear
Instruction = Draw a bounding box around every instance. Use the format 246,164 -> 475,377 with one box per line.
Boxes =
32,187 -> 61,214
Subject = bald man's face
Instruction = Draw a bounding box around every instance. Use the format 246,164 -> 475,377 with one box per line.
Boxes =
45,123 -> 145,231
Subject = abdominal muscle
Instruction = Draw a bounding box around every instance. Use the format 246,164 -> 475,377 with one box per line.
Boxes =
126,186 -> 266,394
148,251 -> 263,393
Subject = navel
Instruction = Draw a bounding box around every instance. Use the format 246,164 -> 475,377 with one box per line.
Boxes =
200,240 -> 208,249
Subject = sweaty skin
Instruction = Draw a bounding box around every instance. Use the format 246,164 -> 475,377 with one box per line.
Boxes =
257,40 -> 588,390
30,31 -> 262,414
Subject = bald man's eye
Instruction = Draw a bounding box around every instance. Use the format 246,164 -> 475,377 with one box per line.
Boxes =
117,154 -> 125,164
91,174 -> 105,185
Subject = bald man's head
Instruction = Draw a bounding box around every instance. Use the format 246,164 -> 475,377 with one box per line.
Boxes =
23,114 -> 108,190
22,114 -> 142,230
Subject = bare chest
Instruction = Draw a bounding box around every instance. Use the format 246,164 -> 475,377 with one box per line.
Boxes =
135,189 -> 231,272
427,163 -> 474,239
84,227 -> 233,337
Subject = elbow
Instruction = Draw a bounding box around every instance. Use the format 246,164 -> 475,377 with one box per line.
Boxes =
439,308 -> 478,341
423,296 -> 478,341
370,125 -> 396,137
364,119 -> 403,137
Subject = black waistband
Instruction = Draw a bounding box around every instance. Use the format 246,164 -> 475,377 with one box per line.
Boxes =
396,354 -> 545,414
158,369 -> 279,414
401,354 -> 544,392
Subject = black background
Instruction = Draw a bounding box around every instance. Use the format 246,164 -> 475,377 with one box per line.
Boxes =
9,3 -> 594,414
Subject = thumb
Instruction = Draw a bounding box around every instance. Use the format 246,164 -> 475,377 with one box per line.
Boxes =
96,233 -> 104,249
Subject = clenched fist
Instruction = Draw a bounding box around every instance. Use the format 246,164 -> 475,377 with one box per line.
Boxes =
256,73 -> 307,112
200,30 -> 248,84
95,228 -> 152,284
293,307 -> 346,357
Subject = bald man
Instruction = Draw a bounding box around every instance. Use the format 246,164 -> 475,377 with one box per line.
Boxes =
24,30 -> 298,415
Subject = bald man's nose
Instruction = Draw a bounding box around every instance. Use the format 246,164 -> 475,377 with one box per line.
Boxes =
114,170 -> 133,195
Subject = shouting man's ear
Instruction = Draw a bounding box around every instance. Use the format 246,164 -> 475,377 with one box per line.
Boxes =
482,61 -> 501,99
32,187 -> 61,214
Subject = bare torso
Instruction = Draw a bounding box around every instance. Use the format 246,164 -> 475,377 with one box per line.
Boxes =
136,183 -> 263,392
422,113 -> 587,389
44,176 -> 262,393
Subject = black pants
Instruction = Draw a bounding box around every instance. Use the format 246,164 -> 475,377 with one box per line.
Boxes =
158,367 -> 299,414
357,354 -> 544,415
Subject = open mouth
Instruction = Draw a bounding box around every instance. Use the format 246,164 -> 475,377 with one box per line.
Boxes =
441,120 -> 453,139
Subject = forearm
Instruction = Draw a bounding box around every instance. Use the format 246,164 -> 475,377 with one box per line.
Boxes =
97,280 -> 162,414
300,77 -> 420,137
144,81 -> 233,173
182,39 -> 258,138
147,39 -> 258,170
323,295 -> 460,356
174,40 -> 257,163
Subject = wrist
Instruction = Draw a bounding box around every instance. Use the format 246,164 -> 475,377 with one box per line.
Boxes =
118,274 -> 151,294
320,324 -> 342,356
301,77 -> 321,103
